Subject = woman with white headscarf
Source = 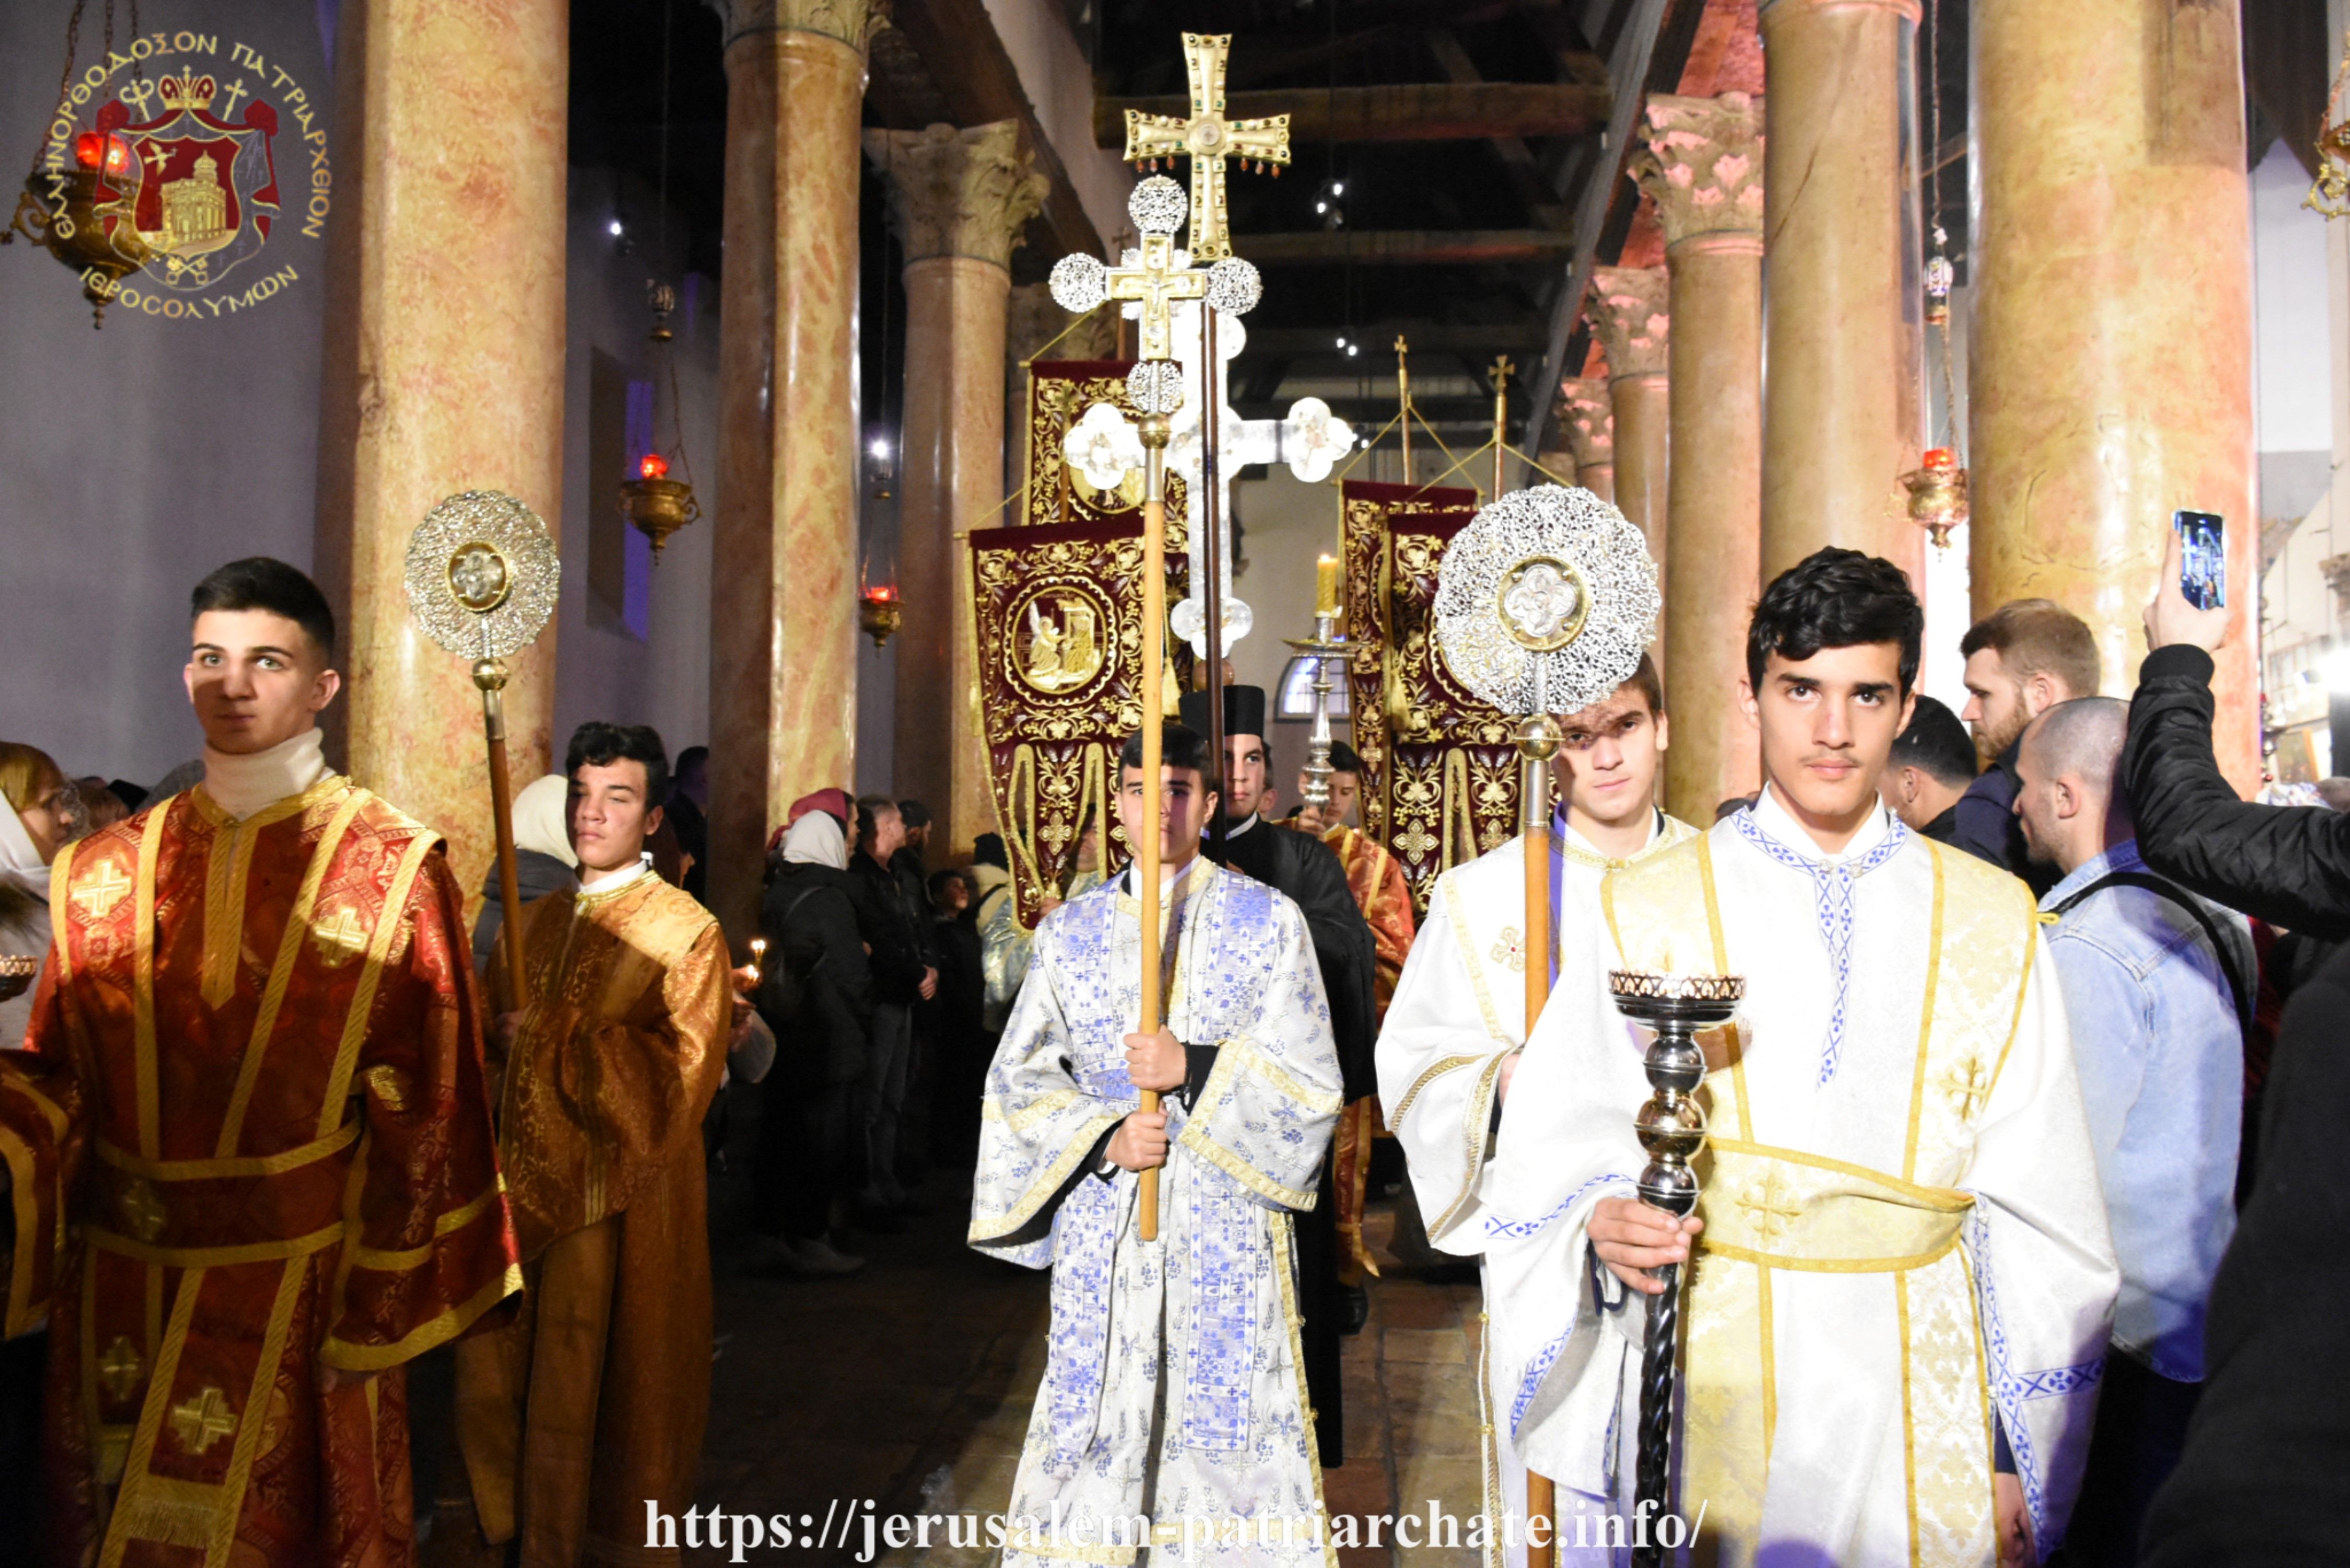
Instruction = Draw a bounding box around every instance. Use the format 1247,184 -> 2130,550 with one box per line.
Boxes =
469,772 -> 580,973
750,801 -> 871,1277
0,741 -> 81,1047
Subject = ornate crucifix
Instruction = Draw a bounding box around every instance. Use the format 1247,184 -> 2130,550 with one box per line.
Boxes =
1121,31 -> 1292,262
1103,229 -> 1211,363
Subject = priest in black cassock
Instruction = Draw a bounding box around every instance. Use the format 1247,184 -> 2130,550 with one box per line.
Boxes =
1179,684 -> 1378,1469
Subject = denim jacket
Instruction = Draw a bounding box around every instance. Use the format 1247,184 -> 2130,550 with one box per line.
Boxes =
2040,839 -> 2251,1381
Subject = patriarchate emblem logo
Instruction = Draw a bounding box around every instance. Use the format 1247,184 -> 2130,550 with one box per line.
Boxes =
91,68 -> 282,289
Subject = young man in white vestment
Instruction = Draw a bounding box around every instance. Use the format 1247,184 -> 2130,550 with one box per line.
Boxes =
970,723 -> 1345,1567
1376,653 -> 1698,1567
1483,549 -> 2116,1567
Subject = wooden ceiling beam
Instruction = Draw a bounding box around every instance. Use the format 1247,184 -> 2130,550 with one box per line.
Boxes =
1093,82 -> 1611,148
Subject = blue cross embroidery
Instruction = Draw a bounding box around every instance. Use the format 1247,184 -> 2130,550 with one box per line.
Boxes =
1730,809 -> 1909,1085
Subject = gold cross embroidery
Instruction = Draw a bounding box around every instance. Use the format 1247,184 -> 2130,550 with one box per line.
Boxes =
1101,230 -> 1212,364
71,861 -> 132,921
98,1337 -> 145,1402
116,1178 -> 168,1243
1393,823 -> 1438,862
169,1387 -> 237,1456
310,904 -> 369,969
1490,927 -> 1526,975
1120,32 -> 1291,262
1734,1171 -> 1803,1244
1942,1057 -> 1993,1122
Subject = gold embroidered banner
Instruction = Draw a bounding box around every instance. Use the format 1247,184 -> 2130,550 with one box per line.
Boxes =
969,515 -> 1186,927
1340,480 -> 1517,915
1024,359 -> 1190,548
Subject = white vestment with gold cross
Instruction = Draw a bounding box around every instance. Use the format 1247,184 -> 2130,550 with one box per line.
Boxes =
1375,810 -> 1697,1568
1483,790 -> 2116,1566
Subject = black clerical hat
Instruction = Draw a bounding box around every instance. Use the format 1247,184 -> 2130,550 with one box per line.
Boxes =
1179,685 -> 1269,739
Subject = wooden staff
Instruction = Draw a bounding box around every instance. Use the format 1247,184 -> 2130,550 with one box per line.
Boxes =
1518,683 -> 1564,1568
1137,416 -> 1171,1243
475,656 -> 531,1010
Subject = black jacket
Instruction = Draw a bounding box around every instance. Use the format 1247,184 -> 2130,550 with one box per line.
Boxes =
2123,643 -> 2350,941
758,861 -> 872,1086
1209,814 -> 1380,1100
1948,743 -> 2054,896
850,849 -> 930,1005
2142,931 -> 2350,1563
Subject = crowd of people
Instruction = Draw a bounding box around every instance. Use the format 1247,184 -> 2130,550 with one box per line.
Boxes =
0,531 -> 2344,1567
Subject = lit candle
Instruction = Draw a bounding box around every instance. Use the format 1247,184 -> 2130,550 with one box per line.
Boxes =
748,936 -> 767,987
1315,554 -> 1341,617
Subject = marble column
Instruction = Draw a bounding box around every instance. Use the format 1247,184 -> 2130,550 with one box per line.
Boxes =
1559,377 -> 1616,502
707,0 -> 874,943
1637,93 -> 1765,817
1758,0 -> 1923,587
866,122 -> 1049,855
1971,0 -> 2259,790
1586,266 -> 1671,562
312,0 -> 567,912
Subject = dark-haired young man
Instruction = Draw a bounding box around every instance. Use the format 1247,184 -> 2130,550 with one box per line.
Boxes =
1485,550 -> 2116,1566
1378,653 -> 1697,1558
971,724 -> 1342,1565
0,558 -> 520,1565
456,720 -> 733,1562
1879,693 -> 1981,847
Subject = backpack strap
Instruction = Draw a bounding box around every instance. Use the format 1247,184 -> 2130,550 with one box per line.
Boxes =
2049,870 -> 2251,1036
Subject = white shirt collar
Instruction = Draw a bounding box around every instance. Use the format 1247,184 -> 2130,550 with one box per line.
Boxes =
578,857 -> 653,896
200,729 -> 330,821
1749,781 -> 1894,863
1561,806 -> 1660,862
1223,812 -> 1261,839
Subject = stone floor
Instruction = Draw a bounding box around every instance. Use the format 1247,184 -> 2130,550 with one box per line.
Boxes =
679,1136 -> 1488,1568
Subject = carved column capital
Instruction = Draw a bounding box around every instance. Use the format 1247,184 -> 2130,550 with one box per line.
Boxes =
1587,266 -> 1671,381
866,121 -> 1050,271
707,0 -> 882,54
1632,91 -> 1766,249
1557,377 -> 1616,471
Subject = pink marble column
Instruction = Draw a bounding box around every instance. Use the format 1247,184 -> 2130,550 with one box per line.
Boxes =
1558,377 -> 1616,501
866,122 -> 1049,855
1636,92 -> 1766,816
1971,0 -> 2259,790
313,0 -> 567,910
1586,267 -> 1671,566
1758,0 -> 1923,587
708,0 -> 873,943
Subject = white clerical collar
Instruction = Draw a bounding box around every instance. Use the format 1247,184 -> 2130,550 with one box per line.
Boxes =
578,857 -> 653,897
1750,781 -> 1894,863
1121,856 -> 1204,897
200,729 -> 330,822
1224,812 -> 1262,839
1560,806 -> 1660,862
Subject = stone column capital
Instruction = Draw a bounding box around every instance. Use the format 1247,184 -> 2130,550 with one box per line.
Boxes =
706,0 -> 881,54
1557,377 -> 1615,470
1587,266 -> 1671,381
1632,92 -> 1766,248
1009,282 -> 1115,365
867,121 -> 1050,272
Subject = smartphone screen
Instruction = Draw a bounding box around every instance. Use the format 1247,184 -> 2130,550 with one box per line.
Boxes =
2174,510 -> 2225,612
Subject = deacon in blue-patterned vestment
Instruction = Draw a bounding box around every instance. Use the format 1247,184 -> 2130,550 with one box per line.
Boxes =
971,723 -> 1344,1568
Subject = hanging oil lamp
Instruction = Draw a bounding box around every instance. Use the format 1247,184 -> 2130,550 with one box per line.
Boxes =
617,281 -> 701,558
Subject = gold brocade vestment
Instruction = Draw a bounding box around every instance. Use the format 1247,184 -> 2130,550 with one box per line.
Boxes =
1299,822 -> 1418,1283
0,778 -> 521,1568
455,870 -> 731,1567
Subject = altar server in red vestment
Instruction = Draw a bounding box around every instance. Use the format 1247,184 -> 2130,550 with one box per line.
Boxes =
0,558 -> 520,1567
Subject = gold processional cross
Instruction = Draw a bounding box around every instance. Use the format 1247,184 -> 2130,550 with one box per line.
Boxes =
1103,229 -> 1211,365
1121,31 -> 1292,263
